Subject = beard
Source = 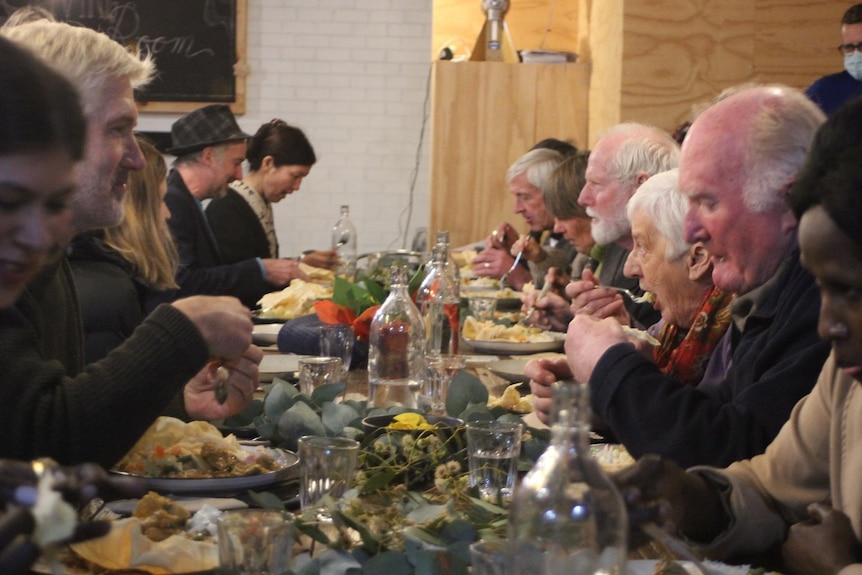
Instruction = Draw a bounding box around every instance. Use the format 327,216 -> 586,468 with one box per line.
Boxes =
591,214 -> 631,245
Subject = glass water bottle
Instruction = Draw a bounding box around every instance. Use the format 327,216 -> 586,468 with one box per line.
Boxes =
507,380 -> 628,575
331,205 -> 358,278
367,265 -> 426,409
417,243 -> 460,356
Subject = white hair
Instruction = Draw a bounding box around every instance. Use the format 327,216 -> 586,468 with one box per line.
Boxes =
626,169 -> 689,261
602,123 -> 681,183
506,147 -> 565,190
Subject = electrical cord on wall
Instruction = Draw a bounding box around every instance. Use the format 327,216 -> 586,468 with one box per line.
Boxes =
539,0 -> 558,49
391,61 -> 432,250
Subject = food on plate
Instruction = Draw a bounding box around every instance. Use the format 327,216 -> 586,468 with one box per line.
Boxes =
488,384 -> 533,413
299,262 -> 335,283
133,492 -> 191,542
115,417 -> 281,479
621,325 -> 661,346
70,492 -> 221,573
462,316 -> 556,343
463,286 -> 522,299
257,279 -> 333,319
590,444 -> 635,472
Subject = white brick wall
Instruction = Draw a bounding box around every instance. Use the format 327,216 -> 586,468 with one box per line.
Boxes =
136,0 -> 432,257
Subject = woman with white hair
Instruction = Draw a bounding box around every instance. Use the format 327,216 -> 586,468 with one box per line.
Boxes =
623,169 -> 733,386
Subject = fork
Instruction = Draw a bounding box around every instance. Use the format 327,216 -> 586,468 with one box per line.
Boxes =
640,522 -> 712,575
520,281 -> 552,326
499,249 -> 523,289
596,284 -> 653,304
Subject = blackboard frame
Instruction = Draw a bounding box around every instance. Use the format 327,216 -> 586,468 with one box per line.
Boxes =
0,0 -> 247,115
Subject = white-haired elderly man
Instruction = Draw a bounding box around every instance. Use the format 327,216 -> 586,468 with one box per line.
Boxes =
528,85 -> 831,468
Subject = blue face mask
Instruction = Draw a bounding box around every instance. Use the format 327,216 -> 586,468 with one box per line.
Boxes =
844,51 -> 862,81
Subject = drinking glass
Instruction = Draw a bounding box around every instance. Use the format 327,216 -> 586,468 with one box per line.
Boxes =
298,356 -> 341,396
469,296 -> 497,321
297,435 -> 360,521
318,324 -> 354,383
465,421 -> 523,502
217,509 -> 293,575
420,354 -> 466,415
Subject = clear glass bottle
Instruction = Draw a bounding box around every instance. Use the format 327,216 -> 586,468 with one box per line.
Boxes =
417,243 -> 460,356
331,205 -> 358,278
507,380 -> 628,575
434,230 -> 460,283
367,265 -> 426,409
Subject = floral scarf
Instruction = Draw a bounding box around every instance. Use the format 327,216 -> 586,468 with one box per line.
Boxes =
229,180 -> 278,258
653,286 -> 734,386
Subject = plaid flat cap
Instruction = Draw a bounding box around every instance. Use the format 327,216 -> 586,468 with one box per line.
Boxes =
166,104 -> 251,156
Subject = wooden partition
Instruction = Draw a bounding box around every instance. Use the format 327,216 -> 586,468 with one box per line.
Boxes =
429,61 -> 589,248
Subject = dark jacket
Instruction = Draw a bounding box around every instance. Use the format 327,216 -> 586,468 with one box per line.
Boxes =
164,170 -> 274,309
69,234 -> 145,363
589,251 -> 830,468
4,259 -> 205,467
206,186 -> 272,263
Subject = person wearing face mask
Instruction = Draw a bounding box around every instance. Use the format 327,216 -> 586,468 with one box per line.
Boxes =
805,3 -> 862,116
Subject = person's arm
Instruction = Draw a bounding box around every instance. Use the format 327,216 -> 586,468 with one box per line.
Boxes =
587,269 -> 830,468
0,304 -> 208,468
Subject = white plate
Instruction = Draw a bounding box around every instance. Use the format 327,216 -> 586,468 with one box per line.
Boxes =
628,559 -> 753,574
462,332 -> 565,355
252,323 -> 284,346
112,447 -> 298,496
486,358 -> 531,383
260,354 -> 305,376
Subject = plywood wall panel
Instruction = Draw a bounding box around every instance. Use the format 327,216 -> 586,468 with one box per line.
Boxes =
432,0 -> 579,60
429,62 -> 590,247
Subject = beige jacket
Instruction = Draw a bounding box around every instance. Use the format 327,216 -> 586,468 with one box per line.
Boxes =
692,352 -> 862,575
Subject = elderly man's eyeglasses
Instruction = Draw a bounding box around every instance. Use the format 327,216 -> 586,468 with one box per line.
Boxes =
838,42 -> 862,55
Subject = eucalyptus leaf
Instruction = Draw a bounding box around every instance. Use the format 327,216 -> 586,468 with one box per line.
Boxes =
245,490 -> 285,510
405,503 -> 446,524
317,548 -> 363,574
265,379 -> 298,419
278,402 -> 327,450
311,382 -> 347,404
438,519 -> 476,544
402,526 -> 446,549
363,551 -> 413,575
322,402 -> 361,436
445,372 -> 487,416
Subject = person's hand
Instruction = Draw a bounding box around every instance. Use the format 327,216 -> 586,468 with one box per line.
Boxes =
565,269 -> 629,323
301,249 -> 339,271
262,258 -> 311,286
0,460 -> 146,575
781,503 -> 860,575
511,235 -> 543,263
184,345 -> 263,420
487,222 -> 519,252
472,246 -> 532,290
171,296 -> 253,359
565,315 -> 630,382
613,455 -> 725,546
521,290 -> 572,332
525,356 -> 573,424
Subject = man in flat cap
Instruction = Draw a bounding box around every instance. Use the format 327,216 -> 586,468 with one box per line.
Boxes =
160,105 -> 308,310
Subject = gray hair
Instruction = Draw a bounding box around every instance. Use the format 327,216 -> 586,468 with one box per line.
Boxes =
506,147 -> 565,190
2,21 -> 154,117
602,123 -> 681,183
739,86 -> 826,213
626,169 -> 689,261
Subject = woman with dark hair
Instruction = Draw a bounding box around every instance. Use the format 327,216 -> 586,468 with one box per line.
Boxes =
206,119 -> 337,270
0,34 -> 143,575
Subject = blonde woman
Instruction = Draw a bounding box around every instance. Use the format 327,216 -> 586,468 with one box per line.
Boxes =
70,136 -> 180,362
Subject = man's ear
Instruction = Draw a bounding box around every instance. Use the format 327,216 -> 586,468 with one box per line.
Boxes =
635,172 -> 650,187
687,242 -> 712,282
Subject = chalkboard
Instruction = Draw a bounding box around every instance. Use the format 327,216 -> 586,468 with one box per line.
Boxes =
0,0 -> 247,114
